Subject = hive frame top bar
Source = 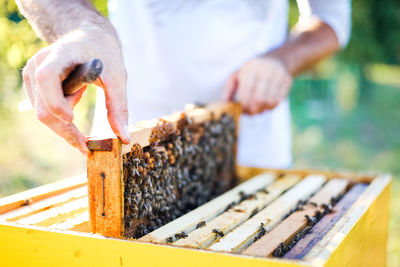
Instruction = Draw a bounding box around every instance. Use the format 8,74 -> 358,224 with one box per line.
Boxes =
87,102 -> 242,154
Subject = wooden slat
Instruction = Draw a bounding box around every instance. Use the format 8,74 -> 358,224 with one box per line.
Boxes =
242,179 -> 349,257
16,197 -> 88,227
284,183 -> 368,259
87,139 -> 123,238
48,212 -> 90,232
306,174 -> 391,266
173,174 -> 301,248
140,172 -> 277,243
0,175 -> 86,214
208,175 -> 326,253
0,186 -> 87,222
237,166 -> 377,184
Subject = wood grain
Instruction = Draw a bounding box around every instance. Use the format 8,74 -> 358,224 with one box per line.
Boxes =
16,197 -> 88,227
0,175 -> 86,214
140,172 -> 276,243
173,174 -> 301,248
0,186 -> 87,222
242,179 -> 349,257
87,139 -> 123,238
49,212 -> 89,232
306,174 -> 391,266
284,183 -> 368,259
208,175 -> 326,253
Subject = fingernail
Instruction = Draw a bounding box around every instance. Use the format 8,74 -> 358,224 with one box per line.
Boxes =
123,124 -> 131,143
80,144 -> 89,156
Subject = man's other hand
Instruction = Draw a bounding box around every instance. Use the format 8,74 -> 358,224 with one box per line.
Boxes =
223,56 -> 292,115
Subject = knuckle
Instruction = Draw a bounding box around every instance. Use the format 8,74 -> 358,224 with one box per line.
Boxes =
47,102 -> 64,116
34,65 -> 52,84
36,109 -> 52,123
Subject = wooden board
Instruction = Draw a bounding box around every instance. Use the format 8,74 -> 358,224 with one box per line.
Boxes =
173,174 -> 301,248
0,175 -> 86,214
0,186 -> 87,222
48,212 -> 90,232
88,102 -> 242,155
87,139 -> 123,238
237,166 -> 377,184
306,174 -> 391,267
284,183 -> 368,259
208,175 -> 326,253
15,197 -> 88,227
140,172 -> 276,243
0,222 -> 304,267
0,169 -> 391,267
242,179 -> 349,257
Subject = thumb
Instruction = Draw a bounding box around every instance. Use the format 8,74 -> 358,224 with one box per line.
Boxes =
223,72 -> 238,101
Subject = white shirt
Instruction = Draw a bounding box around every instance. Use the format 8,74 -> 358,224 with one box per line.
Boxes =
93,0 -> 350,168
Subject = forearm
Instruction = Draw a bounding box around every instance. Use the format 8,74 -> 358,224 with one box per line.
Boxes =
267,19 -> 340,76
16,0 -> 116,43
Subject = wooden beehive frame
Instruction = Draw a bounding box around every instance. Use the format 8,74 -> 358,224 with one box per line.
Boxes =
86,102 -> 242,238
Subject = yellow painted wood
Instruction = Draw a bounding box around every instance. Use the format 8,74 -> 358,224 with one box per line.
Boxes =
0,170 -> 391,267
308,175 -> 391,267
0,223 -> 308,267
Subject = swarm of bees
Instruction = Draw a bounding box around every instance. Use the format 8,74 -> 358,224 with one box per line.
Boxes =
122,113 -> 237,238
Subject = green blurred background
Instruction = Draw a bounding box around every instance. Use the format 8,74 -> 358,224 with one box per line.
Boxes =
0,0 -> 399,265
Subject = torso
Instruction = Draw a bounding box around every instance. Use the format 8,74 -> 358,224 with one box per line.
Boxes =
93,0 -> 292,167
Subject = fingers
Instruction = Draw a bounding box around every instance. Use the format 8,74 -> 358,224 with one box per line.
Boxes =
101,75 -> 131,144
222,72 -> 238,101
22,46 -> 89,155
34,53 -> 74,123
234,58 -> 293,115
35,91 -> 89,155
237,65 -> 257,114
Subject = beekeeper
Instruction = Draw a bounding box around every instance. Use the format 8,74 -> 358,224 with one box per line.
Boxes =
17,0 -> 350,168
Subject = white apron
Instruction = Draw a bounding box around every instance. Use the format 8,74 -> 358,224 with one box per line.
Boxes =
92,0 -> 292,168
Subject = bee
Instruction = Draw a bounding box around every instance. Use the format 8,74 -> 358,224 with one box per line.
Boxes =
273,242 -> 286,257
250,207 -> 259,218
212,229 -> 224,237
196,221 -> 206,229
174,231 -> 188,239
308,202 -> 318,207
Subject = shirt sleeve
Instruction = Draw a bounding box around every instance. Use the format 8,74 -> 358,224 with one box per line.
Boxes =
297,0 -> 352,47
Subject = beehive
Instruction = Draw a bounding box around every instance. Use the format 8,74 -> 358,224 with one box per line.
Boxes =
0,102 -> 392,267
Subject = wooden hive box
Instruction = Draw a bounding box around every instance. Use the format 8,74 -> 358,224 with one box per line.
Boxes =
0,103 -> 392,267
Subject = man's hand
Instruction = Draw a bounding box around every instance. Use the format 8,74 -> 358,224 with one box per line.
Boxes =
223,56 -> 292,114
17,0 -> 130,155
223,20 -> 340,115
